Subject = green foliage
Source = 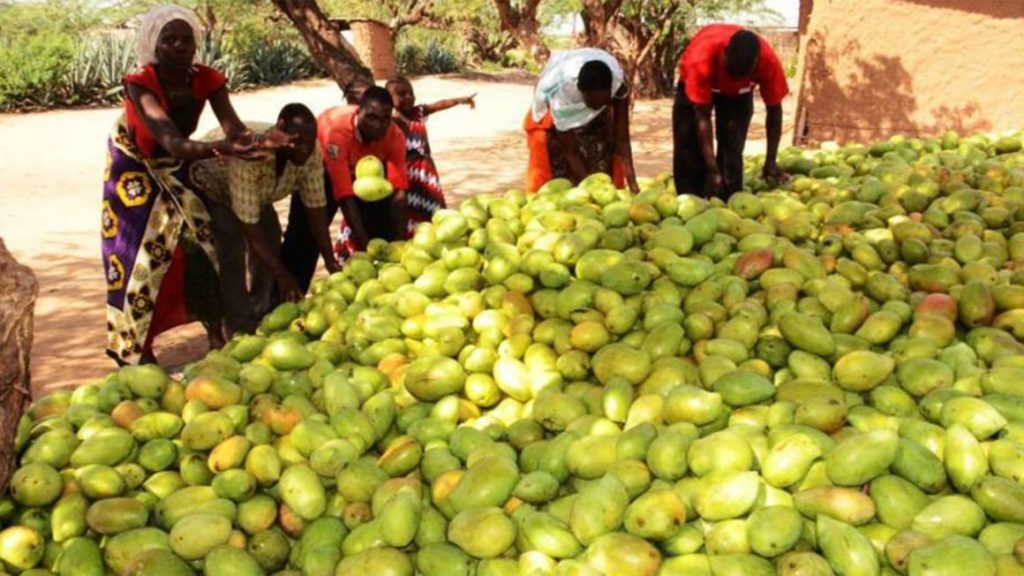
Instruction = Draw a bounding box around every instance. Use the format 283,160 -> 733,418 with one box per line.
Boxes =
243,40 -> 321,86
64,35 -> 137,106
0,0 -> 320,111
395,29 -> 464,75
0,33 -> 75,110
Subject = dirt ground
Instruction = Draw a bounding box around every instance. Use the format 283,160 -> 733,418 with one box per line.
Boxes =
0,72 -> 793,395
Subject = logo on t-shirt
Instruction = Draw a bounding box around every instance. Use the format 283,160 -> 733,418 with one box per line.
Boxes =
327,143 -> 340,160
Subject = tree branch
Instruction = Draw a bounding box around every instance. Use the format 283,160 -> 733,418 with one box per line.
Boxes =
270,0 -> 371,90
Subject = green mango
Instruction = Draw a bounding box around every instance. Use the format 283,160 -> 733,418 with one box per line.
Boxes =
747,506 -> 804,557
416,542 -> 473,576
379,489 -> 421,548
763,432 -> 824,488
622,488 -> 687,540
826,429 -> 899,486
570,474 -> 629,545
694,471 -> 761,521
647,428 -> 696,481
794,486 -> 877,526
834,351 -> 896,392
279,464 -> 326,521
946,424 -> 989,493
50,493 -> 88,543
169,513 -> 232,560
263,338 -> 315,371
972,476 -> 1024,523
521,511 -> 582,559
84,497 -> 148,535
978,523 -> 1024,556
778,312 -> 837,357
55,537 -> 103,576
123,549 -> 196,576
940,397 -> 1008,440
102,528 -> 171,575
69,427 -> 135,467
907,535 -> 996,576
204,545 -> 263,576
707,554 -> 774,576
816,515 -> 880,576
776,551 -> 834,576
584,532 -> 662,576
335,547 -> 413,576
448,507 -> 516,559
449,456 -> 519,512
870,475 -> 930,529
911,495 -> 987,539
713,370 -> 775,407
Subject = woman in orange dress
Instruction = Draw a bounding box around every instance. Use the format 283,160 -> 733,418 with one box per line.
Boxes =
524,48 -> 639,194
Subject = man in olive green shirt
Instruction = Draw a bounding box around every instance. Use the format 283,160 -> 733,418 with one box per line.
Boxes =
195,103 -> 339,335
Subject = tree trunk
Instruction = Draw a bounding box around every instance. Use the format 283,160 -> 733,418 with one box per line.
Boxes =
492,0 -> 550,62
270,0 -> 373,90
0,239 -> 37,493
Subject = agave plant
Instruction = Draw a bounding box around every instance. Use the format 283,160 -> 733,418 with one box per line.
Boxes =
243,40 -> 318,87
198,33 -> 247,90
423,41 -> 460,74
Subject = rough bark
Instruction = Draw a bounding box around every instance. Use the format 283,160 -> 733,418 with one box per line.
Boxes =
579,0 -> 623,51
0,239 -> 37,493
270,0 -> 373,90
492,0 -> 550,62
386,0 -> 438,40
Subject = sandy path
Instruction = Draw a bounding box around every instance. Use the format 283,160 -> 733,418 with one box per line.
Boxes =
0,72 -> 792,394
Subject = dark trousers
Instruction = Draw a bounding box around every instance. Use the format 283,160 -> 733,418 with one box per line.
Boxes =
672,82 -> 754,198
281,171 -> 335,293
280,171 -> 398,291
207,202 -> 280,335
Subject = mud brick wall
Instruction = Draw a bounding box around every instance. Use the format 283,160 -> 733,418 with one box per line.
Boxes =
794,0 -> 1024,145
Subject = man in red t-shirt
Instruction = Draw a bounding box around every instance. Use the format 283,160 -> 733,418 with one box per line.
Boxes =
317,86 -> 409,259
673,25 -> 790,199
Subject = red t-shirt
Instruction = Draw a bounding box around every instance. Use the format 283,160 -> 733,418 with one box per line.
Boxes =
123,64 -> 227,158
678,24 -> 789,107
318,106 -> 409,201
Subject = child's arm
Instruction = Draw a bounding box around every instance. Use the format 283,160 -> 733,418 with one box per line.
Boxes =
422,93 -> 476,116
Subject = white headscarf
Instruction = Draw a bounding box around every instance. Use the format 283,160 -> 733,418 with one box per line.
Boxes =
531,48 -> 626,132
136,4 -> 203,68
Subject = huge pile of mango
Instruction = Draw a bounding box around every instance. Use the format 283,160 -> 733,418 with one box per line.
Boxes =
8,130 -> 1024,576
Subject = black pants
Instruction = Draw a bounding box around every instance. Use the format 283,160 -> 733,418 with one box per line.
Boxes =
672,82 -> 754,198
280,171 -> 397,292
281,171 -> 335,293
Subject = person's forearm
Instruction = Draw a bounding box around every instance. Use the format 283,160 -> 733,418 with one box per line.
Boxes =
766,105 -> 783,166
391,191 -> 408,239
555,130 -> 587,182
240,222 -> 290,278
305,205 -> 336,265
339,197 -> 370,248
222,119 -> 250,142
424,98 -> 465,115
160,136 -> 224,161
696,109 -> 717,171
613,99 -> 637,186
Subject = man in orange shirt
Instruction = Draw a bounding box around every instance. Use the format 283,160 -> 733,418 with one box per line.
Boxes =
673,25 -> 790,199
318,86 -> 409,260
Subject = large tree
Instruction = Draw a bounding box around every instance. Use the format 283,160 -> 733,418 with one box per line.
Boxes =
578,0 -> 769,97
492,0 -> 549,62
270,0 -> 372,89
